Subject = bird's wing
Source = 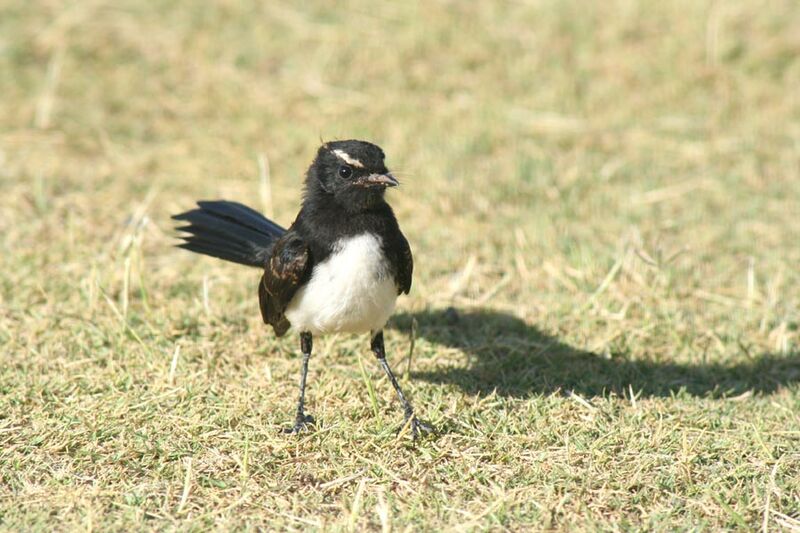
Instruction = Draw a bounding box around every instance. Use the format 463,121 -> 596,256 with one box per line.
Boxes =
258,231 -> 312,336
394,232 -> 413,295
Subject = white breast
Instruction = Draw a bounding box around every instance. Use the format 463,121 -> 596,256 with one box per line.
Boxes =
284,233 -> 399,335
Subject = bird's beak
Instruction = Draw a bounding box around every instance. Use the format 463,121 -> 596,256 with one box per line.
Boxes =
355,173 -> 399,188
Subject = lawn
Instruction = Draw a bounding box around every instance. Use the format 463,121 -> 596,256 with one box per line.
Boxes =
1,0 -> 799,530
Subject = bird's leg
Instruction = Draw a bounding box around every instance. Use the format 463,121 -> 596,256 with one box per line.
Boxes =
283,331 -> 315,434
371,330 -> 432,440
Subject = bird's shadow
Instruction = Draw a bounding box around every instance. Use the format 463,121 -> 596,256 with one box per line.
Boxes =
388,308 -> 799,399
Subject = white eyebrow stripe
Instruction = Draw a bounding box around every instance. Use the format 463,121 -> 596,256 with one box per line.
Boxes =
332,149 -> 365,168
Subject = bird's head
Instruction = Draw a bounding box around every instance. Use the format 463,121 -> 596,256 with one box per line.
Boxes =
305,140 -> 398,210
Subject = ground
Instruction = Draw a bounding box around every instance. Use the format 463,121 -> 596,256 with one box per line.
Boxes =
1,0 -> 799,530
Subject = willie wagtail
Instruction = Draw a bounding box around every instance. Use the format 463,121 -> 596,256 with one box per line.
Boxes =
172,140 -> 432,439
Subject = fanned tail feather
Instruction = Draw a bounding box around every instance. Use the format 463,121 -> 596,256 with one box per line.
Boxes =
172,200 -> 286,268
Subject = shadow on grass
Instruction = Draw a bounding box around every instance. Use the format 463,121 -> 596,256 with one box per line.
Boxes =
388,308 -> 799,399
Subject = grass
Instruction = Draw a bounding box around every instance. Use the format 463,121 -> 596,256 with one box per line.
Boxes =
1,0 -> 799,530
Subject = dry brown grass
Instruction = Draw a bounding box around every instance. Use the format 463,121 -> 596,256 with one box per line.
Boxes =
2,0 -> 799,530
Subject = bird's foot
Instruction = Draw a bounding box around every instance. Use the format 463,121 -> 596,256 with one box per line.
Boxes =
281,413 -> 315,435
399,414 -> 434,441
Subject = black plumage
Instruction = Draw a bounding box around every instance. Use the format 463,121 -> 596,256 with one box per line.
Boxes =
173,140 -> 430,439
259,232 -> 310,337
172,200 -> 284,267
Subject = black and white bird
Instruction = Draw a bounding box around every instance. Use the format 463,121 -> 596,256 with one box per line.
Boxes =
172,140 -> 431,439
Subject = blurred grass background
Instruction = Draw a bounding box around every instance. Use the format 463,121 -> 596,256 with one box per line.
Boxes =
1,0 -> 799,530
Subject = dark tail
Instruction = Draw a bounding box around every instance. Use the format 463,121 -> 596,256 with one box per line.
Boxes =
172,200 -> 286,268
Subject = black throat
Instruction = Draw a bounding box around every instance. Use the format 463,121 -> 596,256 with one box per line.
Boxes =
293,182 -> 402,265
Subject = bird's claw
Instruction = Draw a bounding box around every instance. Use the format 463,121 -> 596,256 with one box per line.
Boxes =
282,413 -> 315,435
400,415 -> 434,441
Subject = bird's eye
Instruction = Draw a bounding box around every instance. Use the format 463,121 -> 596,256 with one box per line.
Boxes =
338,165 -> 353,179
